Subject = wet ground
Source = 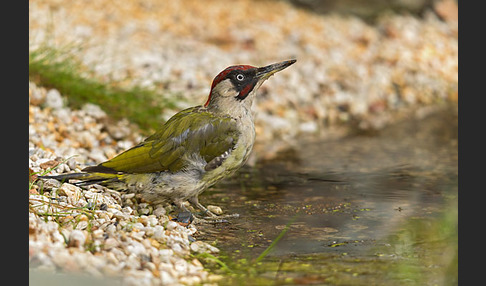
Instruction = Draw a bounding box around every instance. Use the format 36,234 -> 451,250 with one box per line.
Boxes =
195,105 -> 458,285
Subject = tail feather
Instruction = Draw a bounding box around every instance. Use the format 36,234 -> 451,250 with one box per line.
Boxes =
38,172 -> 124,189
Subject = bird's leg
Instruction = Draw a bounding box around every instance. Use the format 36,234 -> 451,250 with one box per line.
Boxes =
174,198 -> 191,213
188,196 -> 240,221
172,198 -> 224,225
188,196 -> 217,217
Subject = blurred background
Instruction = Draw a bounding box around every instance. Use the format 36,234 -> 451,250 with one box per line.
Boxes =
29,0 -> 457,156
29,0 -> 458,284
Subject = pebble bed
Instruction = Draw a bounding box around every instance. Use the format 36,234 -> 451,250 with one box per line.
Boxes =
29,0 -> 458,284
29,83 -> 222,285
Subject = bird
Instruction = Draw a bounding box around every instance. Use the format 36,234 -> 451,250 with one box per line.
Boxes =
39,59 -> 296,219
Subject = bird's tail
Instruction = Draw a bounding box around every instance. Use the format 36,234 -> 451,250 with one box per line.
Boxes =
37,172 -> 125,189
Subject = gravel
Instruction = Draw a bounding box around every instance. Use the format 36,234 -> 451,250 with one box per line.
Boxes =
29,82 -> 221,285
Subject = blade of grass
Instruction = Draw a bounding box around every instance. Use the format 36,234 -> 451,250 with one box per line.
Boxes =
254,214 -> 299,264
29,155 -> 77,191
194,252 -> 233,273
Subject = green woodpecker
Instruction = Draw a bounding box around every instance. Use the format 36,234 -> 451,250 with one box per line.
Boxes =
40,59 -> 296,217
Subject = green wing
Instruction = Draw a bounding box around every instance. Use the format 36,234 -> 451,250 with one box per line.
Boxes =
85,106 -> 239,174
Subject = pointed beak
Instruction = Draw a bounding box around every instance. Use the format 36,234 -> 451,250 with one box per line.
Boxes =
256,59 -> 297,80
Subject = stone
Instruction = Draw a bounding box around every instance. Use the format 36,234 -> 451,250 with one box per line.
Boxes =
82,103 -> 107,119
68,230 -> 86,248
207,205 -> 223,215
44,89 -> 64,109
153,206 -> 166,217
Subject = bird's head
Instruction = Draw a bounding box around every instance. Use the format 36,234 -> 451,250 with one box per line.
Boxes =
204,59 -> 296,115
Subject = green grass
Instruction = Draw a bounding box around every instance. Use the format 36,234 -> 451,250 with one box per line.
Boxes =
29,156 -> 73,192
379,198 -> 458,285
254,215 -> 297,264
193,215 -> 299,285
29,45 -> 180,133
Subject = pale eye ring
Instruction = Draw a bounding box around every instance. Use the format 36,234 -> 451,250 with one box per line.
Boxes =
236,74 -> 245,81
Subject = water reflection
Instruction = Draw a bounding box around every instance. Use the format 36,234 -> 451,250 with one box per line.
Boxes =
196,105 -> 458,284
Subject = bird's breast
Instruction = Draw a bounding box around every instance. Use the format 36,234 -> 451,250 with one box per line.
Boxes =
201,118 -> 255,187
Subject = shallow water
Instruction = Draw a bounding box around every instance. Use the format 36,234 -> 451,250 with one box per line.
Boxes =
196,105 -> 458,284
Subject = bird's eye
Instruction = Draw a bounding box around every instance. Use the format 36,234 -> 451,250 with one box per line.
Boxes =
236,74 -> 245,81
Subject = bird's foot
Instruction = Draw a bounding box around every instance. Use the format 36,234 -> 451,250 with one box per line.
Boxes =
171,210 -> 239,225
173,199 -> 239,225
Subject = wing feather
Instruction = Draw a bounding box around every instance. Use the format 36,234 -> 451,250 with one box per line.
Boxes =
88,106 -> 238,174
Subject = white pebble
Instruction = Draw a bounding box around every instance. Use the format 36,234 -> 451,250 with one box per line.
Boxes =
153,206 -> 166,217
165,221 -> 178,231
45,89 -> 64,109
68,230 -> 86,248
207,205 -> 223,215
82,103 -> 107,119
